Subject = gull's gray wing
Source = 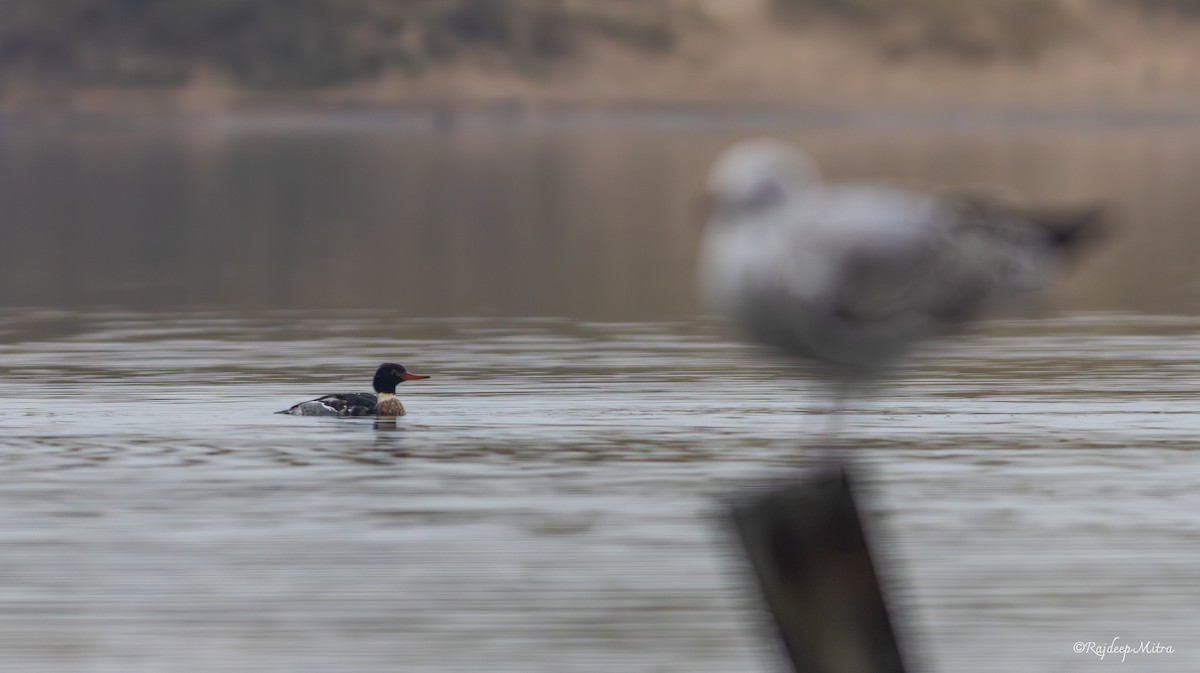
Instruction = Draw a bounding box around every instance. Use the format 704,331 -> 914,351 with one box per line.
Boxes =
827,191 -> 1100,328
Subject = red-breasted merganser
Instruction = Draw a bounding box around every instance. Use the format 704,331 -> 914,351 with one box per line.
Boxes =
277,363 -> 430,417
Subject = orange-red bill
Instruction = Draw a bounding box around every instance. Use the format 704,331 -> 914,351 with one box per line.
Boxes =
401,372 -> 431,381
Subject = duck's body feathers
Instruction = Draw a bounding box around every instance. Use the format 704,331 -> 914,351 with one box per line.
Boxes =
277,392 -> 381,417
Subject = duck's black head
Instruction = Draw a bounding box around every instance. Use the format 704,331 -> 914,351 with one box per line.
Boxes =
372,362 -> 430,394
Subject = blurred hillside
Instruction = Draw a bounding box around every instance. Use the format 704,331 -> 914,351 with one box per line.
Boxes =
2,0 -> 1200,110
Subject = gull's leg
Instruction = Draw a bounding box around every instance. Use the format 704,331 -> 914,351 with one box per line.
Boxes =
821,376 -> 853,449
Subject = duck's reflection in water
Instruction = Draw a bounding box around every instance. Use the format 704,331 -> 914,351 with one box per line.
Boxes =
372,419 -> 411,457
373,418 -> 400,432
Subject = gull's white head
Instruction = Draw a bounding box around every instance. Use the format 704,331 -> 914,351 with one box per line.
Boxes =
705,139 -> 820,223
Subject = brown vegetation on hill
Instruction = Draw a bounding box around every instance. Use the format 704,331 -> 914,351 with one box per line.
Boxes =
1,0 -> 1199,111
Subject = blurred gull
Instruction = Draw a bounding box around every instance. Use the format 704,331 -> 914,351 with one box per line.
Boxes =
699,139 -> 1105,408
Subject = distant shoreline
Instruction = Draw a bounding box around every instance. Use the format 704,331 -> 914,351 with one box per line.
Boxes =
9,101 -> 1200,134
6,0 -> 1200,134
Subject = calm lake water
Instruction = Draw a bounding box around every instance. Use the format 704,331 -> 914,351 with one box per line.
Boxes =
1,119 -> 1198,672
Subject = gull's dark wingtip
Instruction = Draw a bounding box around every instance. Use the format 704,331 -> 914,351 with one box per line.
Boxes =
1032,204 -> 1111,256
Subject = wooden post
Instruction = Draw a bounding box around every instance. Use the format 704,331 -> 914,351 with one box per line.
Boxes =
729,465 -> 910,673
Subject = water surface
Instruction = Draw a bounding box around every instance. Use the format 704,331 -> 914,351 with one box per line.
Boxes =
1,310 -> 1198,672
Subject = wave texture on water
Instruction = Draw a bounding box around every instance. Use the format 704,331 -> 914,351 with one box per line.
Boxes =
0,312 -> 1197,672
